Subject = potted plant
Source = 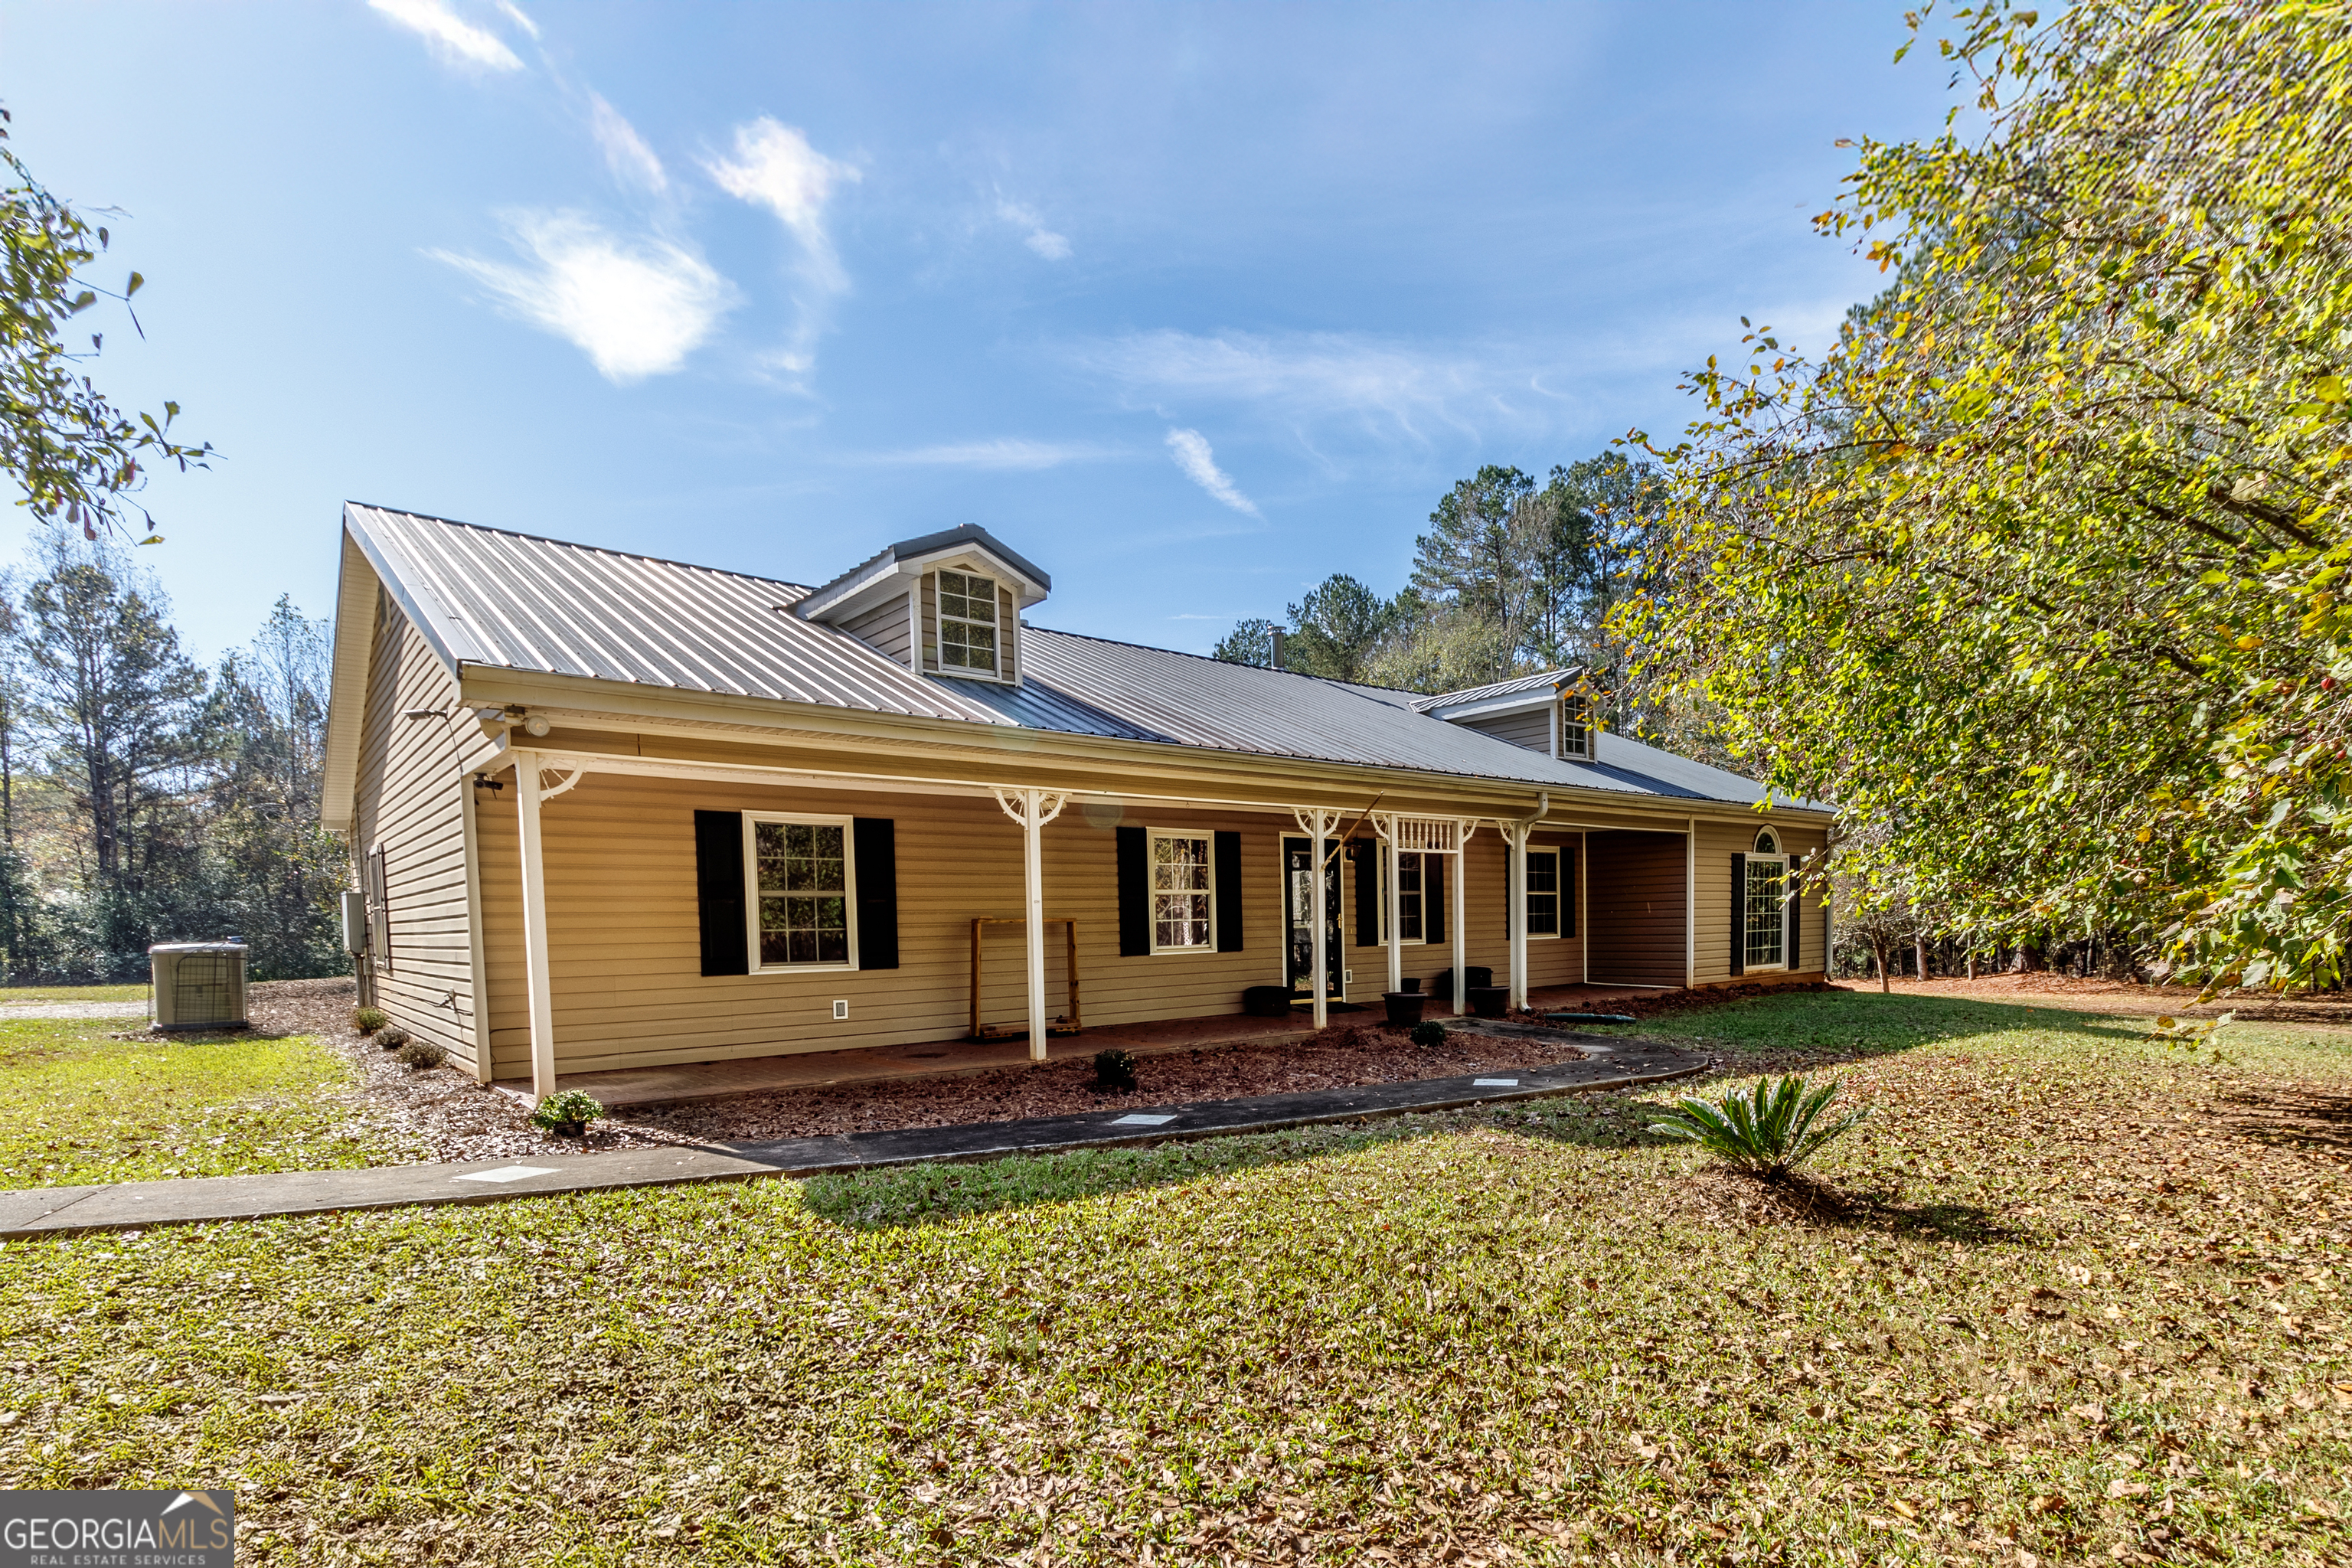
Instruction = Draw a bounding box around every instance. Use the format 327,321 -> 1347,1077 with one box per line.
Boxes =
531,1089 -> 606,1138
1468,985 -> 1511,1018
1382,988 -> 1427,1028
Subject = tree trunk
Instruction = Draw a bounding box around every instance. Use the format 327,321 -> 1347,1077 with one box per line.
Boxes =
1871,939 -> 1891,994
2014,945 -> 2043,972
1965,952 -> 1978,981
1915,933 -> 1930,982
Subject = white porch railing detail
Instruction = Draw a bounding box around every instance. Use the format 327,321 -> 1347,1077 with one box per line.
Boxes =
993,787 -> 1070,1061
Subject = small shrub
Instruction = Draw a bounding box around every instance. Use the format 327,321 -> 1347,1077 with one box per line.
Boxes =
532,1089 -> 605,1135
396,1039 -> 448,1072
1093,1048 -> 1138,1090
351,1007 -> 390,1036
375,1026 -> 410,1051
1410,1021 -> 1446,1047
1648,1074 -> 1867,1180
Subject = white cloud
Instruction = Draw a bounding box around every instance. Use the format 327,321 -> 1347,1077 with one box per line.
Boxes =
589,94 -> 666,194
1165,429 -> 1259,516
705,118 -> 858,291
704,118 -> 859,382
368,0 -> 523,71
865,439 -> 1121,471
494,0 -> 539,38
995,199 -> 1070,261
431,211 -> 736,383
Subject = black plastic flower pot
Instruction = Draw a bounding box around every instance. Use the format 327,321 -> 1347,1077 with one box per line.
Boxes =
1468,985 -> 1511,1019
550,1121 -> 586,1138
1382,991 -> 1428,1028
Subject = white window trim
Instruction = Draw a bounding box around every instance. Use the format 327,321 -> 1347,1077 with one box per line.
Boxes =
1377,850 -> 1434,946
1148,826 -> 1217,956
1743,851 -> 1790,974
933,567 -> 1005,683
744,811 -> 859,975
1524,845 -> 1564,941
1560,697 -> 1591,760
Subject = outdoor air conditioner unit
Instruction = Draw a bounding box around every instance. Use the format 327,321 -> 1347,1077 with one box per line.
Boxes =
150,942 -> 249,1031
341,889 -> 369,954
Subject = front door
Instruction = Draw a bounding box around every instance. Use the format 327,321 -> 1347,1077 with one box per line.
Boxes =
1282,836 -> 1344,1001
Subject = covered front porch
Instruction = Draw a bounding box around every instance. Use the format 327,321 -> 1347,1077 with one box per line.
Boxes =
476,739 -> 1665,1099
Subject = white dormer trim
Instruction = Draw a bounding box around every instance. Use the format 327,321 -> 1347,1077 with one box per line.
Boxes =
798,539 -> 1048,627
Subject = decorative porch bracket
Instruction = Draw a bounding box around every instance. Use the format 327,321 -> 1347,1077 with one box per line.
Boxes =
1370,815 -> 1478,1015
992,786 -> 1070,1061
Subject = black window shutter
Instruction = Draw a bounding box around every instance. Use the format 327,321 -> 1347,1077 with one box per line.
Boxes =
1117,825 -> 1149,956
1563,845 -> 1578,937
854,818 -> 899,970
1214,830 -> 1244,952
1729,852 -> 1746,977
1785,852 -> 1803,972
694,810 -> 749,977
1426,852 -> 1446,942
1353,839 -> 1380,947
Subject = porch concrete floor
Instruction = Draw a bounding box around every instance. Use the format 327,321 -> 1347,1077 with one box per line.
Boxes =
493,983 -> 1668,1110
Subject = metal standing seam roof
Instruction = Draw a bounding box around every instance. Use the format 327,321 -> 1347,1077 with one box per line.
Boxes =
1412,667 -> 1579,712
342,504 -> 1810,808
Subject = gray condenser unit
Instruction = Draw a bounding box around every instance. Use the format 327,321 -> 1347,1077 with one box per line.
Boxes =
150,942 -> 249,1030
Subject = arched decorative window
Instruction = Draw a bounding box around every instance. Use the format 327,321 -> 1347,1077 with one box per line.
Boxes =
1753,828 -> 1779,856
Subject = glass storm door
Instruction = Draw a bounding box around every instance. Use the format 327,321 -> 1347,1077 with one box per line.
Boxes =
1282,837 -> 1343,1000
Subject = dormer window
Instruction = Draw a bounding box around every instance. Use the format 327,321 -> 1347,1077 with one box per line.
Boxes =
938,570 -> 999,675
1560,695 -> 1590,760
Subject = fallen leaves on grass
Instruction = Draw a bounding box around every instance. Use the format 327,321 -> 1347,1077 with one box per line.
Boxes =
0,992 -> 2346,1566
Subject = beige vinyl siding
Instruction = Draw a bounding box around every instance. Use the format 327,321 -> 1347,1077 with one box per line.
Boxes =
841,590 -> 913,667
919,572 -> 939,671
1456,705 -> 1554,756
1692,818 -> 1828,984
1586,829 -> 1688,988
348,599 -> 501,1072
474,780 -> 1295,1075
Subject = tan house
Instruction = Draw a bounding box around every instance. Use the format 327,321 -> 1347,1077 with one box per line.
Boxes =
321,504 -> 1832,1099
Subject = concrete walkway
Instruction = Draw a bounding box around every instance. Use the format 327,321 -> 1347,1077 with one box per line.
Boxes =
0,1000 -> 150,1021
0,1031 -> 1708,1240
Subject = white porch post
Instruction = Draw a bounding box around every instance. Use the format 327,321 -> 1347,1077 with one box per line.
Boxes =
1380,817 -> 1403,995
1291,808 -> 1342,1030
1453,824 -> 1470,1014
994,788 -> 1068,1062
514,753 -> 557,1099
1507,821 -> 1530,1014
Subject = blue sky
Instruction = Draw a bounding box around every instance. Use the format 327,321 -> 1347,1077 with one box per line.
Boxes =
0,2 -> 1957,662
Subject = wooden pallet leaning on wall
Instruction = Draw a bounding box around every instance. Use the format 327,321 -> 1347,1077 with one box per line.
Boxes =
969,916 -> 1084,1041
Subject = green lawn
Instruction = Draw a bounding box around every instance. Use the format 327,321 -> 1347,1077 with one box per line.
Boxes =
2,992 -> 2347,1566
0,982 -> 151,1004
0,1019 -> 415,1188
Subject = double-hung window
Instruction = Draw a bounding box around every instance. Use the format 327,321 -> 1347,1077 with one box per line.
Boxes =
746,814 -> 857,971
1151,830 -> 1214,952
937,570 -> 1000,676
1525,848 -> 1561,937
1743,829 -> 1788,972
1560,696 -> 1590,760
1380,852 -> 1427,942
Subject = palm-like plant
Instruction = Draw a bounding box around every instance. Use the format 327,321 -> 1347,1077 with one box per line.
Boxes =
1648,1074 -> 1867,1179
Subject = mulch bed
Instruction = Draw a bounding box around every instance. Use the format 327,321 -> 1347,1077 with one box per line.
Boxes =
210,980 -> 1618,1165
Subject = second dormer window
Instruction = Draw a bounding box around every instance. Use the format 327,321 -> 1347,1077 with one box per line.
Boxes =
1560,695 -> 1590,760
939,570 -> 999,675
